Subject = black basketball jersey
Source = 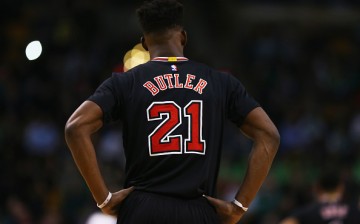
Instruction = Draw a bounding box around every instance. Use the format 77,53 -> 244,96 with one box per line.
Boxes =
291,200 -> 360,224
88,57 -> 259,198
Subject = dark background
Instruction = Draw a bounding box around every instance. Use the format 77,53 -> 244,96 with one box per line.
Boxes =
1,0 -> 360,223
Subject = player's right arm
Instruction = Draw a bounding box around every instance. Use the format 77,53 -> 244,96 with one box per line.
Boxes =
64,100 -> 133,216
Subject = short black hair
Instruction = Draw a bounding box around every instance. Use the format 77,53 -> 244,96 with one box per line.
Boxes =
136,0 -> 184,34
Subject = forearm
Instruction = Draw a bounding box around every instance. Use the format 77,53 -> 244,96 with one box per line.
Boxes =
235,139 -> 278,207
65,131 -> 109,204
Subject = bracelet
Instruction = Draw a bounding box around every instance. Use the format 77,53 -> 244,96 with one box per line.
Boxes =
97,192 -> 112,209
232,199 -> 248,212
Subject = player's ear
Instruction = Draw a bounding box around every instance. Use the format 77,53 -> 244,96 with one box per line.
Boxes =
141,36 -> 148,51
181,30 -> 187,47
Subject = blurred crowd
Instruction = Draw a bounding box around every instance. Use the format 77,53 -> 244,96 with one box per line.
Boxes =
1,0 -> 360,223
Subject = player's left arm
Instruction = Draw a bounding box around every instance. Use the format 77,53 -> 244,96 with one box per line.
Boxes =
65,100 -> 133,216
205,107 -> 280,223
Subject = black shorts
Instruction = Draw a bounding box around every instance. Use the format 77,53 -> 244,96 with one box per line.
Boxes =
116,191 -> 220,224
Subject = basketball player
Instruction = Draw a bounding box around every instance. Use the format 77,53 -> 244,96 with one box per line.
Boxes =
64,0 -> 280,223
280,171 -> 360,224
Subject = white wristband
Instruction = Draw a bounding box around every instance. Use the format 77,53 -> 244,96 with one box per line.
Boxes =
232,199 -> 248,212
97,192 -> 112,209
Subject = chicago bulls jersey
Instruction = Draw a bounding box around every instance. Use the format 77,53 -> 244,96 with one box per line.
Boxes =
88,57 -> 259,198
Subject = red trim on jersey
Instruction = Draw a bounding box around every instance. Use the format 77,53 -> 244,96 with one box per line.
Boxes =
152,57 -> 189,62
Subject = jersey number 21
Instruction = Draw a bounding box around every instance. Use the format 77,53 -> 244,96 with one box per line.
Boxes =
146,100 -> 206,156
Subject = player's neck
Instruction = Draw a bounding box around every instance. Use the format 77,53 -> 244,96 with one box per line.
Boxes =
148,44 -> 184,59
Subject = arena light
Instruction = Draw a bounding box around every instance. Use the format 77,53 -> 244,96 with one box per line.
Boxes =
123,43 -> 150,71
133,43 -> 144,50
25,40 -> 42,60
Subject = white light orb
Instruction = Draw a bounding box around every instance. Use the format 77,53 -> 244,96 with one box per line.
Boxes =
86,212 -> 116,224
25,40 -> 42,60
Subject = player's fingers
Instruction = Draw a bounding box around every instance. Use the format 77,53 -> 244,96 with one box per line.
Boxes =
203,195 -> 223,207
121,186 -> 135,194
102,187 -> 135,216
115,186 -> 135,199
203,195 -> 218,202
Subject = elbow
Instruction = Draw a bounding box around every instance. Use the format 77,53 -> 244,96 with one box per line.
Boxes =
270,127 -> 280,147
64,119 -> 81,143
266,127 -> 280,155
253,124 -> 280,158
64,119 -> 86,154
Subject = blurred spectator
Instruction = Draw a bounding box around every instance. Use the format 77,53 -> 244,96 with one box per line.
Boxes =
4,196 -> 33,224
280,170 -> 360,224
23,117 -> 60,156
